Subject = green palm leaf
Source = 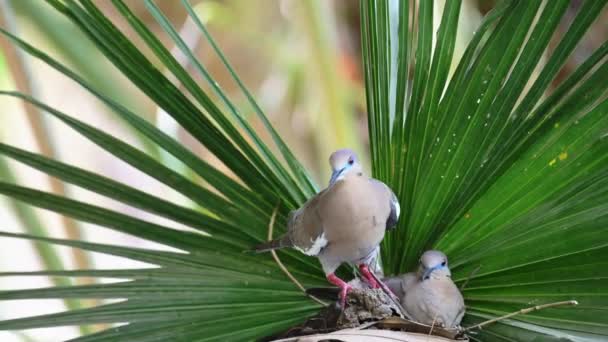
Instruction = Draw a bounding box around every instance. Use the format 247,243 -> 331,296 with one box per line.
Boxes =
0,0 -> 606,340
363,0 -> 608,340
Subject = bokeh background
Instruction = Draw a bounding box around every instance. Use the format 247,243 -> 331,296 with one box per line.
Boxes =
0,1 -> 605,340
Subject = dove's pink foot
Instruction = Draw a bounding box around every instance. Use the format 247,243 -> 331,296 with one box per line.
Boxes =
327,273 -> 352,309
358,264 -> 380,289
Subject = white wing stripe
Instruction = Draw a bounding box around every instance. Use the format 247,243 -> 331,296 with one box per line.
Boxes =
297,233 -> 328,256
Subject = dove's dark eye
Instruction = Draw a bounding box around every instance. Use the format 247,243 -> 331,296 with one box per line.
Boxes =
441,261 -> 447,267
348,159 -> 354,165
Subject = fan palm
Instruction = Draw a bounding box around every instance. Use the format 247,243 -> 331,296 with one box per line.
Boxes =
0,0 -> 606,341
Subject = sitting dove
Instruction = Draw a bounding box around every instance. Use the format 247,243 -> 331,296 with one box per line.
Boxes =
391,250 -> 465,328
254,148 -> 400,307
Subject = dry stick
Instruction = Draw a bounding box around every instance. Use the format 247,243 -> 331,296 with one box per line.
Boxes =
463,300 -> 578,332
459,264 -> 482,291
267,205 -> 327,306
428,315 -> 438,340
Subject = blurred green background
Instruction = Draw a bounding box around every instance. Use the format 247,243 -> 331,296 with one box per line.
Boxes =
0,0 -> 605,340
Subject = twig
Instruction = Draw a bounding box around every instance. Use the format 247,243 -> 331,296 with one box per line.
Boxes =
267,204 -> 327,306
428,315 -> 438,341
463,300 -> 578,332
459,264 -> 481,291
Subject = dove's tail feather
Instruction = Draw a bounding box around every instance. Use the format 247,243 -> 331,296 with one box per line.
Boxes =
252,235 -> 292,253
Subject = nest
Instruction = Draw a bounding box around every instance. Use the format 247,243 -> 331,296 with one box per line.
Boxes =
263,288 -> 467,342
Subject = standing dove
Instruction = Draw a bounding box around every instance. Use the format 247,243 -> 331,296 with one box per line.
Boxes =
254,148 -> 400,307
389,250 -> 465,328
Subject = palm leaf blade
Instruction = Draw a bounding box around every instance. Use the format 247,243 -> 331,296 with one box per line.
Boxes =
0,0 -> 606,340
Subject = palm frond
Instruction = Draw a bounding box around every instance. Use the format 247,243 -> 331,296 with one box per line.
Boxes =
0,0 -> 606,340
362,0 -> 608,339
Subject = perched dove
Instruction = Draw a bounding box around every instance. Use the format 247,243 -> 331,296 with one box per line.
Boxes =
254,149 -> 400,307
390,250 -> 465,328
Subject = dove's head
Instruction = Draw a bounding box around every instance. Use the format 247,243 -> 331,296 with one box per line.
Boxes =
329,149 -> 363,185
418,250 -> 451,280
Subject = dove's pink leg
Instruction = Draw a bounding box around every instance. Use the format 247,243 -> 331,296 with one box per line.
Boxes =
358,264 -> 398,298
358,264 -> 380,289
327,273 -> 352,309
